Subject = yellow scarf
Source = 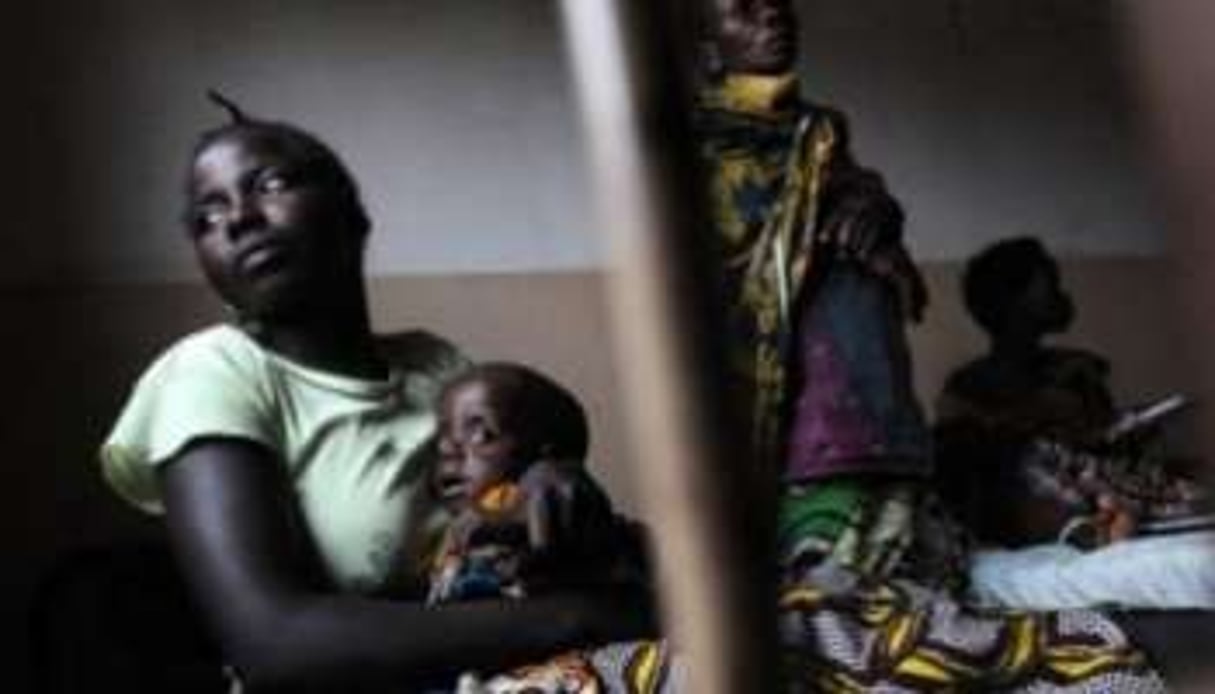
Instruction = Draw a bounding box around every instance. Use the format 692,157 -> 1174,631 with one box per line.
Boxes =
701,72 -> 801,118
699,72 -> 839,473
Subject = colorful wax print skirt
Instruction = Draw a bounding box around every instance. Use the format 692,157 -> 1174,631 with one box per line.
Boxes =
462,576 -> 1164,692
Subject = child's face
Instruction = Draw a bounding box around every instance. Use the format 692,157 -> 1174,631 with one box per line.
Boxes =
186,132 -> 357,320
1016,260 -> 1074,336
434,379 -> 529,510
713,0 -> 799,75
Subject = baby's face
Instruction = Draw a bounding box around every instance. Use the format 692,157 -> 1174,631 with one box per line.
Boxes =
434,379 -> 526,510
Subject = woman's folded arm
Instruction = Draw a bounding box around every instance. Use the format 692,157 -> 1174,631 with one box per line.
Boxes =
160,437 -> 654,691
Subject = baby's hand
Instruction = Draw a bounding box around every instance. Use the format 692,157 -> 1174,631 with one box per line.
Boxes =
447,489 -> 529,553
444,508 -> 489,553
517,459 -> 612,554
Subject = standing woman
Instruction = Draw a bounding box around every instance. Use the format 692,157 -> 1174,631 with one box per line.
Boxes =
698,1 -> 1168,690
100,99 -> 650,691
698,0 -> 934,583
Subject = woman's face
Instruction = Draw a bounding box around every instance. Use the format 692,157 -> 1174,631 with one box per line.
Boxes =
186,132 -> 359,320
713,0 -> 799,75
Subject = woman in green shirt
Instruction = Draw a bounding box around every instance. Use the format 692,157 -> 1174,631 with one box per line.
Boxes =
102,97 -> 653,691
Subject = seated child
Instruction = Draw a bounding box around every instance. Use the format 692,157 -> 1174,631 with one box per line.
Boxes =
427,362 -> 649,606
937,237 -> 1215,610
426,363 -> 658,693
936,236 -> 1205,550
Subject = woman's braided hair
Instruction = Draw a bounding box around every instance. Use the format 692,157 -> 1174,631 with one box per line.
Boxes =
185,90 -> 370,238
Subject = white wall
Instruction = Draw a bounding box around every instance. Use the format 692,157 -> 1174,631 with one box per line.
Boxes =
3,0 -> 595,284
0,0 -> 1168,286
797,0 -> 1167,261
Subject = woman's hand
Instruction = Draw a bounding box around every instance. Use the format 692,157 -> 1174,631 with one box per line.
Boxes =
815,187 -> 904,262
816,218 -> 928,323
866,244 -> 929,324
816,171 -> 929,323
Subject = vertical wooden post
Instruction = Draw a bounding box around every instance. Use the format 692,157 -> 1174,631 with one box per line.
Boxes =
558,2 -> 777,693
1116,3 -> 1215,689
1125,3 -> 1215,489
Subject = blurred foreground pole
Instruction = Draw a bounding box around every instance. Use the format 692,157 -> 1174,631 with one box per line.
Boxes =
1126,2 -> 1215,483
1125,2 -> 1215,688
558,2 -> 778,693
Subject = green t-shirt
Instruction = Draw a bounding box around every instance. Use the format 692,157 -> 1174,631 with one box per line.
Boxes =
101,324 -> 468,593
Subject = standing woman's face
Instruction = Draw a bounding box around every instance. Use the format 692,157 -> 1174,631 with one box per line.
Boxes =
713,0 -> 800,75
186,132 -> 361,320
